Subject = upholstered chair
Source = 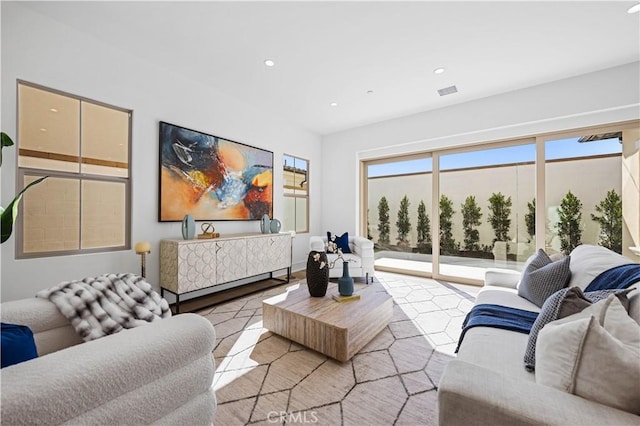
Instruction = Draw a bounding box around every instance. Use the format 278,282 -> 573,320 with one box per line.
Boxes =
0,297 -> 216,425
309,235 -> 375,283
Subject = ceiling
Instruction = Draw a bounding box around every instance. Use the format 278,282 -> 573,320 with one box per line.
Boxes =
20,1 -> 640,136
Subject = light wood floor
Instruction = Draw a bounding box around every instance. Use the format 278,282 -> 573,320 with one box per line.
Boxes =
199,271 -> 476,426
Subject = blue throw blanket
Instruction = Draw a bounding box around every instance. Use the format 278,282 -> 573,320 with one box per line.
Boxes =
584,263 -> 640,292
455,304 -> 538,353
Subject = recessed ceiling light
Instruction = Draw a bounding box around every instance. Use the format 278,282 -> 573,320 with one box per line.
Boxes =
330,102 -> 338,107
39,128 -> 47,132
49,108 -> 58,113
628,3 -> 640,13
434,67 -> 445,75
264,59 -> 275,67
367,90 -> 374,95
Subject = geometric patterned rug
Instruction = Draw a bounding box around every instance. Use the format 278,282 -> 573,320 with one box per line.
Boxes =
197,271 -> 476,425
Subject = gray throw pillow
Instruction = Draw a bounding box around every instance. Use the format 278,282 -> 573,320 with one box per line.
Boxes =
524,286 -> 633,371
518,249 -> 571,308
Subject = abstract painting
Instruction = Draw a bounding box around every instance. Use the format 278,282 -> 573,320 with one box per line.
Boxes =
159,122 -> 273,221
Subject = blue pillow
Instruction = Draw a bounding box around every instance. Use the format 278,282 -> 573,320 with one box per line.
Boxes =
327,232 -> 351,254
1,323 -> 38,368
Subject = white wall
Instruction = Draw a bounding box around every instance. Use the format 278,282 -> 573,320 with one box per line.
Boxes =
321,62 -> 640,236
1,3 -> 322,301
3,4 -> 638,301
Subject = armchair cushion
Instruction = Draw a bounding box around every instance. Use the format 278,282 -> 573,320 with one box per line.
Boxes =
327,253 -> 362,268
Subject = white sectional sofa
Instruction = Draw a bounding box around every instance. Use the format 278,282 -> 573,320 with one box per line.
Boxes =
1,297 -> 217,425
438,245 -> 640,426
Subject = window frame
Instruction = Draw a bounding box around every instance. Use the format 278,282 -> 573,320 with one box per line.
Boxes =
15,80 -> 132,259
283,153 -> 309,234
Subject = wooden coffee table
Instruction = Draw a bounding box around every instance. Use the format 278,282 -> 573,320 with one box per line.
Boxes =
262,280 -> 393,362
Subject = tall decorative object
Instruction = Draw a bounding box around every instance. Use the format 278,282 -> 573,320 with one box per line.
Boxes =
260,214 -> 271,234
181,214 -> 195,240
270,218 -> 281,233
338,261 -> 354,296
134,241 -> 151,278
306,251 -> 329,297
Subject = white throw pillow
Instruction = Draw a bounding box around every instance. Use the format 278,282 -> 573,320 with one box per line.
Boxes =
551,295 -> 640,346
536,296 -> 640,414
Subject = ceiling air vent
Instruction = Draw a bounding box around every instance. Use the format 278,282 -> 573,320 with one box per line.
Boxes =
437,85 -> 458,96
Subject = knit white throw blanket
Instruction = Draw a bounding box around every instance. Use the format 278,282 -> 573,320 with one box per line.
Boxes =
36,273 -> 171,342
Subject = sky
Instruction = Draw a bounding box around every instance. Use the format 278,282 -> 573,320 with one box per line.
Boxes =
367,137 -> 622,178
284,154 -> 308,170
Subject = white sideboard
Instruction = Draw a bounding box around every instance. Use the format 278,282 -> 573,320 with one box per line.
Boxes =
160,232 -> 292,312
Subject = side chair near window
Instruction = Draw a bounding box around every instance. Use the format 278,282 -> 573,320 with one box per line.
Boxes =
310,233 -> 375,283
0,273 -> 217,425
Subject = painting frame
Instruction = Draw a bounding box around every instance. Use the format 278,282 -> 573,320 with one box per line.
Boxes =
158,121 -> 274,222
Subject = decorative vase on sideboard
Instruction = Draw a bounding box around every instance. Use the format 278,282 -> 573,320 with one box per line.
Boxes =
181,214 -> 195,240
338,261 -> 354,296
269,218 -> 281,233
306,251 -> 329,297
260,214 -> 271,234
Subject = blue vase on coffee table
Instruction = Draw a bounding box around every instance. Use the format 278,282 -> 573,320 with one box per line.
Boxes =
338,261 -> 354,296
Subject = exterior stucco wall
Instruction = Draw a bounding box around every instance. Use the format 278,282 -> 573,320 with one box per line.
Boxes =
367,156 -> 621,251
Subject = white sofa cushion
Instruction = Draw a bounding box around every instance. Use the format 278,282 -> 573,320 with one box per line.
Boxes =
457,286 -> 540,381
568,244 -> 632,289
536,296 -> 640,415
456,327 -> 536,382
476,285 -> 541,313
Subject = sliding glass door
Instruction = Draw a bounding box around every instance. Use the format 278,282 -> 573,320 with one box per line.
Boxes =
360,121 -> 639,284
437,142 -> 536,281
545,133 -> 623,254
365,156 -> 433,276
